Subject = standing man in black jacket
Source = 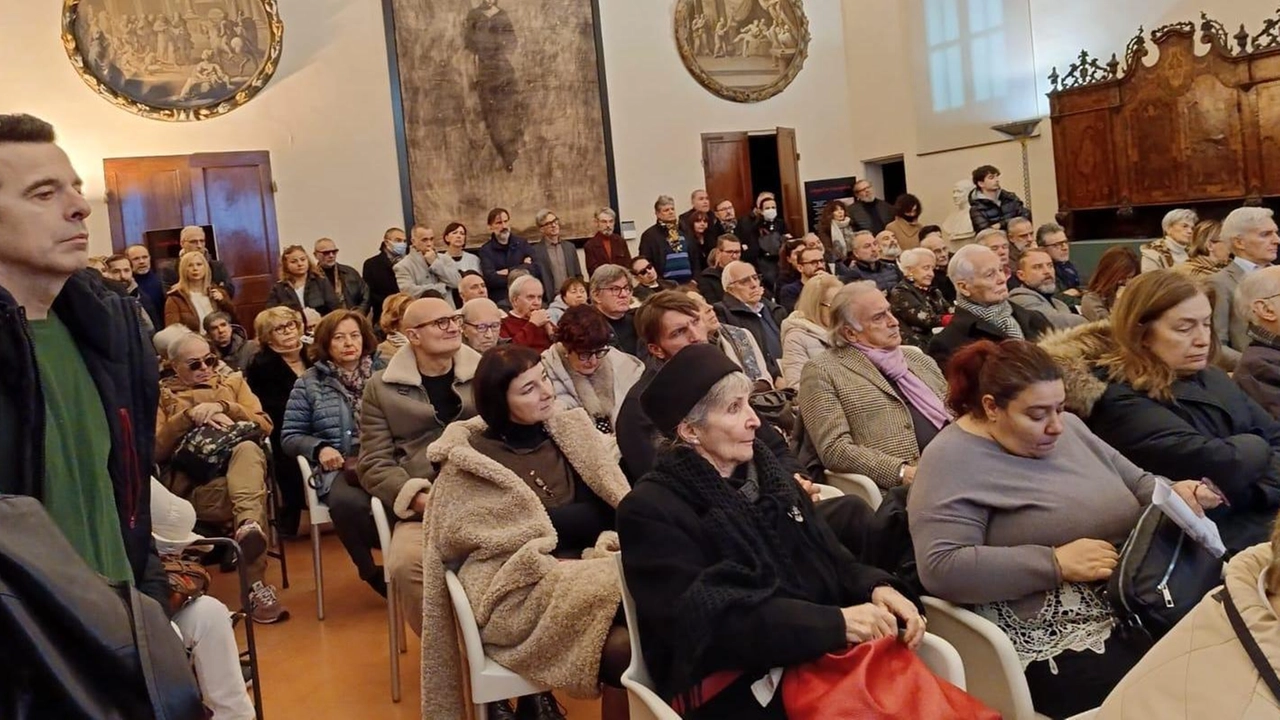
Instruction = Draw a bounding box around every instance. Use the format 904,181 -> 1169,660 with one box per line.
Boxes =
968,164 -> 1031,232
0,114 -> 167,607
363,226 -> 407,326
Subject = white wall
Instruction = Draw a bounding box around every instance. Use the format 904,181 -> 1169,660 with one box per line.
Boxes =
0,0 -> 405,259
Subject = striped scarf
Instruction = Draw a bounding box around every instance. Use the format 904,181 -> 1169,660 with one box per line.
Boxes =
956,296 -> 1023,339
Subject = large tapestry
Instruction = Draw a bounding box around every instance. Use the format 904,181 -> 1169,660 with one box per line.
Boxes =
385,0 -> 615,241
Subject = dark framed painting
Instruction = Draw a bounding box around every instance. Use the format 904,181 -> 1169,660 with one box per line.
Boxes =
61,0 -> 284,122
674,0 -> 810,103
382,0 -> 618,242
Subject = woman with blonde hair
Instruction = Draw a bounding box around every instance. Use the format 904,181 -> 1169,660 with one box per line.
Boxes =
266,244 -> 340,317
164,249 -> 235,332
1098,512 -> 1280,718
376,292 -> 413,358
779,273 -> 842,387
1173,219 -> 1230,279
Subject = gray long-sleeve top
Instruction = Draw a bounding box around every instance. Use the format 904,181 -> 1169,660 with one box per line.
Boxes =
908,413 -> 1156,616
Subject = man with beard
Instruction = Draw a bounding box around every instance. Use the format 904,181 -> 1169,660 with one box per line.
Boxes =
476,207 -> 539,302
313,237 -> 369,314
1008,249 -> 1085,330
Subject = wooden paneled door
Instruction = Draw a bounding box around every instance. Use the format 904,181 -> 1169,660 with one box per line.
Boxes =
105,151 -> 281,332
701,132 -> 753,219
775,127 -> 804,234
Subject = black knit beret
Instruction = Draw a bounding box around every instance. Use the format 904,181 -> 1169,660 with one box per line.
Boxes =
641,343 -> 741,437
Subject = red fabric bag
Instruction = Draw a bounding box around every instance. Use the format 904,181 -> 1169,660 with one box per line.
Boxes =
781,637 -> 1000,720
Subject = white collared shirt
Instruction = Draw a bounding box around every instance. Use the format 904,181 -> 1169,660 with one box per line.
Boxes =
1235,256 -> 1265,274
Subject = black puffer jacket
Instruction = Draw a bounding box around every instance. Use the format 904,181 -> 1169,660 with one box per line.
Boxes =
0,270 -> 167,607
968,187 -> 1031,232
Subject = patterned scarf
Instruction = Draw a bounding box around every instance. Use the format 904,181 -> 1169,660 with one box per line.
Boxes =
331,356 -> 374,438
956,295 -> 1024,339
662,221 -> 682,251
562,347 -> 617,432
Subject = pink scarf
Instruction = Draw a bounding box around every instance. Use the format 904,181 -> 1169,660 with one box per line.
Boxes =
853,343 -> 950,429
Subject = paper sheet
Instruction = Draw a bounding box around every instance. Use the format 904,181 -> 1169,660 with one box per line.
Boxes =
1152,477 -> 1227,558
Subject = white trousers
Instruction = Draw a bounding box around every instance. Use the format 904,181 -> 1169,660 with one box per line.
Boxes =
173,595 -> 256,720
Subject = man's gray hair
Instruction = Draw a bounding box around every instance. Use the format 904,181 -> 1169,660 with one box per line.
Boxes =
897,247 -> 934,271
828,281 -> 881,348
590,263 -> 630,294
534,208 -> 555,227
850,229 -> 875,241
973,227 -> 1007,246
679,371 -> 753,437
167,331 -> 210,362
596,207 -> 617,221
654,194 -> 675,211
1222,207 -> 1276,246
461,297 -> 502,322
1035,222 -> 1066,245
949,243 -> 996,283
1235,266 -> 1280,323
153,324 -> 192,359
508,273 -> 542,304
1161,208 -> 1199,234
1007,216 -> 1033,231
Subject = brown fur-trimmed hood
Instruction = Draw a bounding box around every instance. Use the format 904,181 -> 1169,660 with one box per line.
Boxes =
1038,320 -> 1116,419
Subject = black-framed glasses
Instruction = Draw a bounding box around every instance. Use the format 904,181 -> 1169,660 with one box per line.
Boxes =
271,320 -> 300,335
184,354 -> 219,372
632,264 -> 655,275
573,347 -> 610,363
600,284 -> 633,297
316,249 -> 339,256
539,217 -> 560,228
409,314 -> 464,332
728,273 -> 762,287
464,320 -> 502,334
798,258 -> 825,268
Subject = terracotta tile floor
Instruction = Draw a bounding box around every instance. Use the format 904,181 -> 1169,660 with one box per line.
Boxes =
207,526 -> 601,720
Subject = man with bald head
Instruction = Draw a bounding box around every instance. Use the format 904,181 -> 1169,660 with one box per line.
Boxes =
715,259 -> 787,381
358,296 -> 479,635
161,225 -> 236,297
313,237 -> 369,313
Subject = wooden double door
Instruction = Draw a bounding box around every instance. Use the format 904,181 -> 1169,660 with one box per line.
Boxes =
701,127 -> 805,234
104,151 -> 281,332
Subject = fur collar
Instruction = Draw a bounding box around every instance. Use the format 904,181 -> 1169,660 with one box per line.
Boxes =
1038,320 -> 1115,418
380,342 -> 480,387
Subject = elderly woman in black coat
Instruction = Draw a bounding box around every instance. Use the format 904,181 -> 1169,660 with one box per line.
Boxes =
616,344 -> 924,719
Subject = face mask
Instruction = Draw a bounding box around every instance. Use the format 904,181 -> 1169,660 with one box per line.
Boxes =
762,208 -> 778,222
390,241 -> 407,257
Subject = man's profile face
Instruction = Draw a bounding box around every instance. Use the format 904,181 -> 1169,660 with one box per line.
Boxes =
0,141 -> 92,281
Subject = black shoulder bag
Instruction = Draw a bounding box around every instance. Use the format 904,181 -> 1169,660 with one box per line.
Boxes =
1219,588 -> 1280,702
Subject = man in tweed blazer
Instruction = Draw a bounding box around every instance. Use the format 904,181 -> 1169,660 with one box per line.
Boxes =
799,281 -> 948,489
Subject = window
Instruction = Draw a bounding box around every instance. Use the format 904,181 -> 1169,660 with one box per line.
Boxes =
924,0 -> 1009,112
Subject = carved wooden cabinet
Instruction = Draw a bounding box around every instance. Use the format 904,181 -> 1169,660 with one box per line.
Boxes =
1048,13 -> 1280,239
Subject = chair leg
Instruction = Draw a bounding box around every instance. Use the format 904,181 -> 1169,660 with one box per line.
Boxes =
387,577 -> 401,703
311,524 -> 324,621
397,595 -> 408,654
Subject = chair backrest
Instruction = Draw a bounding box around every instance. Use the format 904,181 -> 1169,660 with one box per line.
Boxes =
812,483 -> 844,501
615,554 -> 682,720
921,596 -> 1038,720
916,633 -> 966,689
822,471 -> 882,510
445,569 -> 489,681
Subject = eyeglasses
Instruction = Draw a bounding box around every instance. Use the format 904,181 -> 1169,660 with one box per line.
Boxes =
799,259 -> 825,268
271,320 -> 300,335
539,217 -> 560,228
316,249 -> 338,256
728,273 -> 762,288
1040,240 -> 1068,249
632,263 -> 654,274
600,284 -> 633,297
573,347 -> 610,362
409,314 -> 464,332
464,320 -> 502,334
720,249 -> 742,257
184,354 -> 219,372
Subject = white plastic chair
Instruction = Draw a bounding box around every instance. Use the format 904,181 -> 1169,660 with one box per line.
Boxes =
297,457 -> 332,621
615,553 -> 681,720
811,482 -> 844,501
916,633 -> 966,689
822,471 -> 882,510
922,596 -> 1053,720
1064,711 -> 1099,720
444,569 -> 548,716
371,499 -> 407,702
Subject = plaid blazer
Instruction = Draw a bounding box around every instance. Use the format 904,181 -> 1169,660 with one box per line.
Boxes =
798,344 -> 946,488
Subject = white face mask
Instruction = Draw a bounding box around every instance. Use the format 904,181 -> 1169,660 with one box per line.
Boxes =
762,208 -> 778,222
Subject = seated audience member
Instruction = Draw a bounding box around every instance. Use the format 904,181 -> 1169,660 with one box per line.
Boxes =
419,345 -> 631,720
541,305 -> 644,435
778,244 -> 827,313
890,247 -> 951,350
680,189 -> 723,261
103,252 -> 160,330
313,237 -> 370,314
164,250 -> 235,332
282,310 -> 389,596
1173,219 -> 1230,279
1009,249 -> 1086,330
639,194 -> 699,285
1086,269 -> 1280,551
394,224 -> 451,302
1005,216 -> 1036,265
461,297 -> 505,353
780,274 -> 843,388
816,198 -> 853,262
457,269 -> 489,305
696,234 -> 741,304
127,242 -> 167,326
500,274 -> 555,352
267,244 -> 341,317
1141,208 -> 1198,273
477,208 -> 540,300
687,291 -> 773,389
849,177 -> 896,234
359,297 -> 478,635
1097,518 -> 1280,720
202,311 -> 257,372
1210,207 -> 1280,368
739,192 -> 788,291
930,244 -> 1051,367
376,292 -> 413,357
630,255 -> 674,302
617,343 -> 924,719
838,230 -> 901,292
885,193 -> 924,250
968,164 -> 1031,233
909,339 -> 1214,718
974,227 -> 1017,289
548,276 -> 588,325
244,307 -> 312,537
157,332 -> 285,623
876,229 -> 903,262
590,264 -> 641,355
717,260 -> 787,382
801,281 -> 949,489
584,206 -> 631,276
531,209 -> 584,303
161,225 -> 237,297
1235,266 -> 1280,418
774,237 -> 807,298
919,225 -> 956,303
1080,246 -> 1139,322
363,227 -> 408,326
1036,223 -> 1082,301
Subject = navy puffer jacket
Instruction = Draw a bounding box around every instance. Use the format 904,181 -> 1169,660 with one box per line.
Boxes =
281,355 -> 387,491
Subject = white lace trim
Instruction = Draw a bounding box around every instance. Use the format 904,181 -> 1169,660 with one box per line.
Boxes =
972,583 -> 1115,671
